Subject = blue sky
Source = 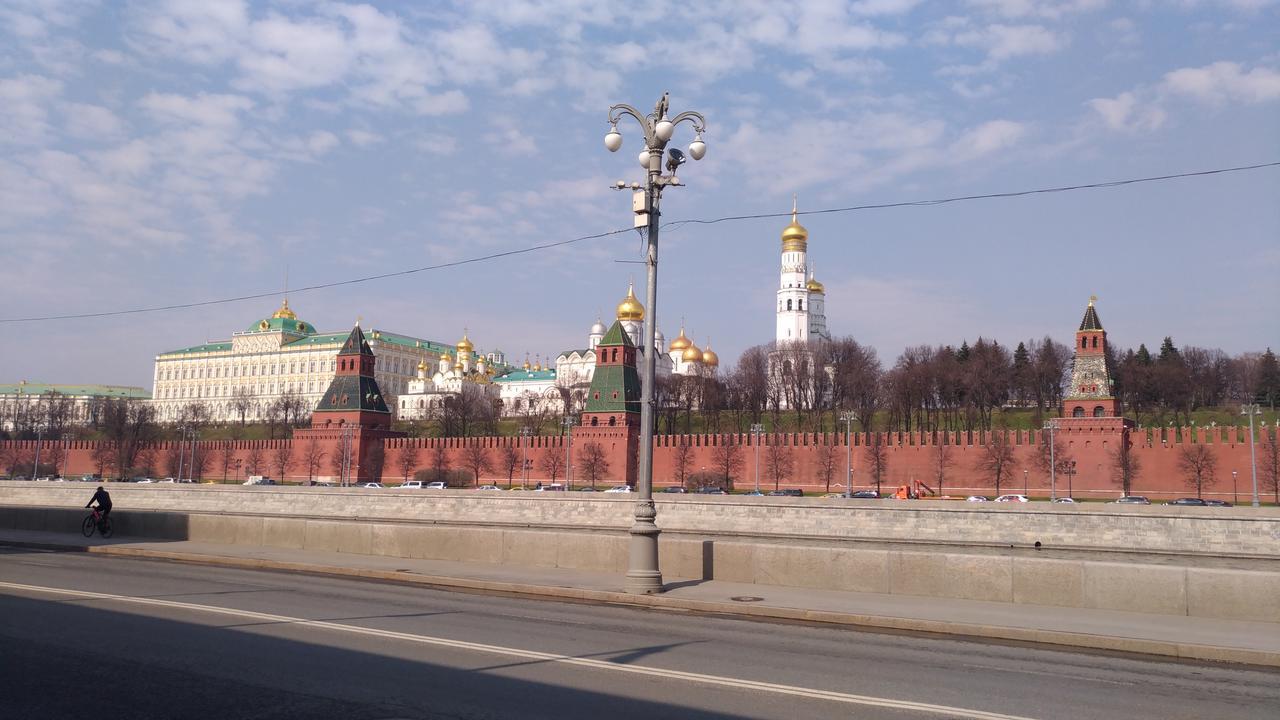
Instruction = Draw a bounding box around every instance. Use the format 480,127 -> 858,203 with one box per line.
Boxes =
1,0 -> 1277,388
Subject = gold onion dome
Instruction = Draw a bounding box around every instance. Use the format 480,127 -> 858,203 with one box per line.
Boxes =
616,283 -> 645,321
701,343 -> 720,367
681,342 -> 703,363
806,277 -> 825,293
668,327 -> 692,351
456,332 -> 474,353
781,196 -> 808,253
272,299 -> 297,320
522,359 -> 531,370
416,359 -> 427,372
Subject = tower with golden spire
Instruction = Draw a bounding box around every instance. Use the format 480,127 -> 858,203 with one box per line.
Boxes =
777,195 -> 811,344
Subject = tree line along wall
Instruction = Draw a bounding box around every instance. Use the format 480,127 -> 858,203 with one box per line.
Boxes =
1,425 -> 1274,500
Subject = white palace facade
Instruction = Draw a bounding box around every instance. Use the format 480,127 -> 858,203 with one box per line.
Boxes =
150,300 -> 483,423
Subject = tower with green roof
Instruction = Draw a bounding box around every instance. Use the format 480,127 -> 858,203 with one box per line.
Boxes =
574,320 -> 640,487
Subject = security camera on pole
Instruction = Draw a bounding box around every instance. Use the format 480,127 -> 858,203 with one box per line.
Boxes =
604,92 -> 707,595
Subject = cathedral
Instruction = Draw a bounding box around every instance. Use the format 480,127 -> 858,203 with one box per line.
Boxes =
396,332 -> 501,420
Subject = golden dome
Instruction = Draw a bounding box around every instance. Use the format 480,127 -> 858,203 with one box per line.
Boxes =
453,361 -> 463,371
616,283 -> 645,321
701,343 -> 720,367
416,359 -> 427,372
681,342 -> 702,363
781,195 -> 808,253
806,277 -> 825,294
668,327 -> 692,351
522,359 -> 531,370
272,299 -> 297,320
456,332 -> 474,353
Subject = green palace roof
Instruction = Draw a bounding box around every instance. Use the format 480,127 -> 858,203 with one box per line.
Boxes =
493,369 -> 557,383
0,383 -> 150,399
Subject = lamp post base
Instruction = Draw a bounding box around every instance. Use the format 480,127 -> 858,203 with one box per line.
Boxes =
625,500 -> 663,594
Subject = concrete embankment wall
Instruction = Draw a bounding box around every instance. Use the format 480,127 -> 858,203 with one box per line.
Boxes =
4,483 -> 1279,624
3,482 -> 1278,557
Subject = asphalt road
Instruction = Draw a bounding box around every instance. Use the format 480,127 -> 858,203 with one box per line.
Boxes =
1,546 -> 1276,720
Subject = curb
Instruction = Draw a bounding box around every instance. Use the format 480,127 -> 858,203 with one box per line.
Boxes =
4,538 -> 1276,668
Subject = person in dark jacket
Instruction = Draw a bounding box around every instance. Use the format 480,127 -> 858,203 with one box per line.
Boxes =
86,486 -> 112,521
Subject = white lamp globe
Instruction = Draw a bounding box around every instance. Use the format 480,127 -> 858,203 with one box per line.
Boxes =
654,119 -> 674,142
604,127 -> 622,152
638,149 -> 652,170
689,136 -> 706,160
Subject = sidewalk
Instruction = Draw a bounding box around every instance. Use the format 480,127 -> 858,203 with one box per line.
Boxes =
2,528 -> 1277,667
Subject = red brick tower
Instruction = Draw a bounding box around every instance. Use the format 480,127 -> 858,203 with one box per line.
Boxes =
1062,296 -> 1120,419
572,320 -> 640,487
294,323 -> 403,483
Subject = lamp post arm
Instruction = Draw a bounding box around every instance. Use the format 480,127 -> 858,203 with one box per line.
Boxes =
668,111 -> 707,135
608,104 -> 656,147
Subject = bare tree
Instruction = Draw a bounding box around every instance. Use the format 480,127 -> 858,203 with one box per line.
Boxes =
245,445 -> 265,476
932,441 -> 954,497
672,438 -> 695,489
815,441 -> 839,493
188,441 -> 211,481
709,438 -> 744,491
230,387 -> 256,426
272,442 -> 293,484
396,443 -> 421,482
462,443 -> 492,486
101,398 -> 159,480
500,444 -> 521,487
578,441 -> 610,489
975,431 -> 1018,496
219,442 -> 236,482
1262,428 -> 1279,504
1034,432 -> 1073,485
428,442 -> 450,484
1178,443 -> 1218,499
1110,433 -> 1142,496
865,434 -> 889,495
364,443 -> 386,484
764,440 -> 795,492
539,448 -> 564,484
303,436 -> 325,483
91,444 -> 113,478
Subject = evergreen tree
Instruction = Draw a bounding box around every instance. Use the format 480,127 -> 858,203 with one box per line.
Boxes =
1155,337 -> 1192,422
956,340 -> 971,363
1012,341 -> 1032,407
1257,348 -> 1280,410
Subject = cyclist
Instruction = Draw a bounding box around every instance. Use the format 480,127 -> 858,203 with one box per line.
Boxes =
85,485 -> 112,523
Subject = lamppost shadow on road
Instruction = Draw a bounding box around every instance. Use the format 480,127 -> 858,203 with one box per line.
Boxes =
471,639 -> 708,673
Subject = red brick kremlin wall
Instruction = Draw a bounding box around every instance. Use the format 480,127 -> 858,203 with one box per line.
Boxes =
3,424 -> 1274,501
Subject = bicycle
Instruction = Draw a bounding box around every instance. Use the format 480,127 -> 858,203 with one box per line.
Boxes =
81,507 -> 114,538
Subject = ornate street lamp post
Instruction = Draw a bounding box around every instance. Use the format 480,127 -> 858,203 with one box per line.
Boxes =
1042,420 -> 1058,501
604,92 -> 707,594
751,423 -> 764,494
840,413 -> 855,498
1242,404 -> 1261,507
563,416 -> 576,491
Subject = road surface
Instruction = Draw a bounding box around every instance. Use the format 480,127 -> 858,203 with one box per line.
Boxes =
0,546 -> 1275,719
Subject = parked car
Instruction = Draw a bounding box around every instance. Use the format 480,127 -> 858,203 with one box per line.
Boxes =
1110,496 -> 1151,505
1165,497 -> 1207,506
425,481 -> 448,490
661,486 -> 688,493
312,481 -> 334,487
158,477 -> 176,483
534,484 -> 565,492
1051,497 -> 1077,504
767,488 -> 803,497
243,476 -> 274,486
742,490 -> 764,496
135,478 -> 154,484
851,490 -> 880,499
1204,499 -> 1233,507
695,487 -> 727,495
359,482 -> 383,489
476,485 -> 502,491
604,485 -> 634,493
394,480 -> 425,489
994,494 -> 1030,503
965,495 -> 990,502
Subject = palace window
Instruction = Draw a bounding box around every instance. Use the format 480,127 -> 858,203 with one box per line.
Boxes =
1073,407 -> 1085,417
1093,406 -> 1105,417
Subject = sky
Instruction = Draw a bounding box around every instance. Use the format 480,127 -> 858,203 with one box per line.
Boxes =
1,0 -> 1278,390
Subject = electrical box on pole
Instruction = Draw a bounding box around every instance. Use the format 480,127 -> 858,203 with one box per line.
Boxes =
633,189 -> 649,228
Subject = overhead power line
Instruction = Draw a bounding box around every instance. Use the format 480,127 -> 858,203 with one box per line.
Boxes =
3,160 -> 1277,324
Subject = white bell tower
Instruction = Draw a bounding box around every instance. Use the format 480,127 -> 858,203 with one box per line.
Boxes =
776,196 -> 810,344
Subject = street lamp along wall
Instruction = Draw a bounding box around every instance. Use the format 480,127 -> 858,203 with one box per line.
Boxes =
604,92 -> 707,595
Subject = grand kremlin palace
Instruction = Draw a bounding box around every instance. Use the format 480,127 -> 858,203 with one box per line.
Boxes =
149,300 -> 501,424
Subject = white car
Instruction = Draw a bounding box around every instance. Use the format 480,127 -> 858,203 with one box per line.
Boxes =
425,481 -> 448,490
159,478 -> 176,484
476,485 -> 502,491
534,484 -> 565,492
1051,497 -> 1077,504
360,482 -> 383,489
604,485 -> 634,493
994,494 -> 1029,503
965,495 -> 989,502
394,481 -> 425,489
135,478 -> 154,484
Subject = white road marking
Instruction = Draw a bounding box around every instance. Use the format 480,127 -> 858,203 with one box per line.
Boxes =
0,580 -> 1039,720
